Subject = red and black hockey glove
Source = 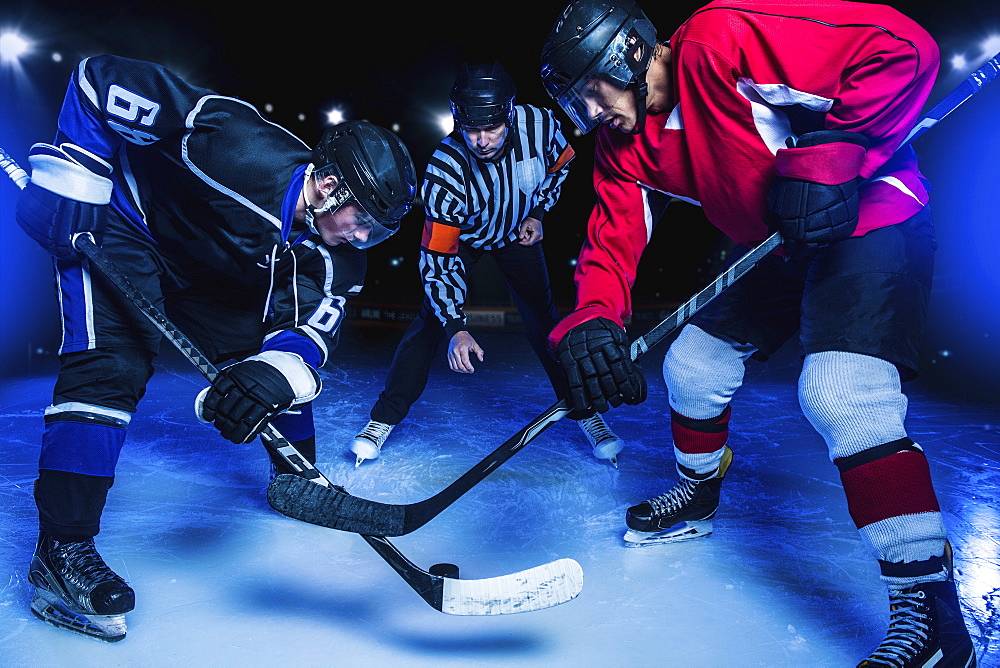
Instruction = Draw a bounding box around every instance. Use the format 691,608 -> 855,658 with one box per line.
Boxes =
196,351 -> 321,444
15,143 -> 113,261
556,317 -> 647,414
766,130 -> 869,255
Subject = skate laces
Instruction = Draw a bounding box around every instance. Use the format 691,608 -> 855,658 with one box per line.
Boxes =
359,420 -> 393,447
647,478 -> 700,516
578,415 -> 614,445
53,539 -> 125,588
866,589 -> 931,665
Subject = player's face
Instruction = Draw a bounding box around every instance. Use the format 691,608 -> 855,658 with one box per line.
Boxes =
581,78 -> 636,133
314,202 -> 376,247
460,122 -> 508,159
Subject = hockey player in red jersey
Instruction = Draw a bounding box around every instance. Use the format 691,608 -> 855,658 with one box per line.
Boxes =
540,1 -> 977,665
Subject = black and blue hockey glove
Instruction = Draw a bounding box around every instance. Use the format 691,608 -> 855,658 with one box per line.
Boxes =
556,317 -> 647,414
15,143 -> 114,261
766,130 -> 869,255
196,351 -> 321,444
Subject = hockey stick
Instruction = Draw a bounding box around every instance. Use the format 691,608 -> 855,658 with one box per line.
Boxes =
267,232 -> 781,536
0,149 -> 584,615
902,50 -> 1000,146
267,50 -> 1000,538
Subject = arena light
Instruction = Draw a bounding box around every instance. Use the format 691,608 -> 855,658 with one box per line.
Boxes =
951,34 -> 1000,74
437,113 -> 454,136
0,31 -> 30,63
980,35 -> 1000,62
325,107 -> 344,125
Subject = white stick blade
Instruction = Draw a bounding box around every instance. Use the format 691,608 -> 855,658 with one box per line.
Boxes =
440,558 -> 584,615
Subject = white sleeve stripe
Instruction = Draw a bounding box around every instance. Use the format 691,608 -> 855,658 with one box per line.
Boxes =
181,95 -> 306,231
870,175 -> 926,206
46,402 -> 132,424
736,78 -> 835,155
77,58 -> 100,108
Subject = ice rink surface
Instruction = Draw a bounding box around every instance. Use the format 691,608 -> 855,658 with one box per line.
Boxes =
2,323 -> 998,667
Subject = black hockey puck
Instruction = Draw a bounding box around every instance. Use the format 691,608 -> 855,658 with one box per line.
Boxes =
429,563 -> 459,579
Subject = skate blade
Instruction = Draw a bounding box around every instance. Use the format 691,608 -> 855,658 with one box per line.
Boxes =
349,439 -> 380,465
31,589 -> 127,642
623,521 -> 713,547
593,438 -> 624,462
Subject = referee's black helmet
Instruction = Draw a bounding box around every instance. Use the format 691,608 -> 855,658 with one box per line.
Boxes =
450,61 -> 517,129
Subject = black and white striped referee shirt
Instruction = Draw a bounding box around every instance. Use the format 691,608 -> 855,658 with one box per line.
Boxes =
419,104 -> 575,333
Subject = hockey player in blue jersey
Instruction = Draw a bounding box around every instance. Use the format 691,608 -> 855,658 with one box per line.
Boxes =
13,54 -> 416,642
347,60 -> 625,467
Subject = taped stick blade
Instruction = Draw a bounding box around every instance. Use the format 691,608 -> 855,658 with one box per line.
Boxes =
267,473 -> 407,536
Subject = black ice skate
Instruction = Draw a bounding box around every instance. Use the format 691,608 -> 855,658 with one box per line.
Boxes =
858,577 -> 976,668
623,445 -> 733,546
28,532 -> 135,642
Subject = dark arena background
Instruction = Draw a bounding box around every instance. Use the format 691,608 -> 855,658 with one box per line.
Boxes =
1,1 -> 998,666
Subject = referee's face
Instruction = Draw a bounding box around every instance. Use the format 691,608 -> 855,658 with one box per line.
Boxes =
460,122 -> 508,160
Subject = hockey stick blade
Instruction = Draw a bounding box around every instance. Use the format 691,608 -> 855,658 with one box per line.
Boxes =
366,534 -> 583,615
1,156 -> 583,615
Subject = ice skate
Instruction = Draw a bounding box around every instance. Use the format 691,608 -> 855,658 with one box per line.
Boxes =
577,414 -> 624,467
623,446 -> 733,546
858,578 -> 976,667
28,532 -> 135,642
349,420 -> 394,466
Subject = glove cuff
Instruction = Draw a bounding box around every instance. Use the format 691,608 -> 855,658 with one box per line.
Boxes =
194,387 -> 212,423
774,130 -> 868,185
28,143 -> 113,204
774,142 -> 866,185
548,306 -> 623,350
247,350 -> 321,406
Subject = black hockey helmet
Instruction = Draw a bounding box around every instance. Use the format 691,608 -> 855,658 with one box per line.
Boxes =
540,0 -> 657,134
450,61 -> 517,129
311,120 -> 417,249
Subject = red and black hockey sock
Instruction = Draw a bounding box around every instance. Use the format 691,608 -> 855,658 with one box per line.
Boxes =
672,406 -> 731,479
835,437 -> 947,583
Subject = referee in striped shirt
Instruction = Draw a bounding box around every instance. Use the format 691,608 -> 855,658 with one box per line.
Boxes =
348,61 -> 625,467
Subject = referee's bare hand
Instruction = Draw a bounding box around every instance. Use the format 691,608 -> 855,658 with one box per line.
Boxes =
448,331 -> 485,373
518,217 -> 543,245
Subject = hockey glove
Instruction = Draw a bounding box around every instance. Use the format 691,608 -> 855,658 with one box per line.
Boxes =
15,143 -> 114,261
195,351 -> 321,444
556,317 -> 647,413
766,130 -> 869,255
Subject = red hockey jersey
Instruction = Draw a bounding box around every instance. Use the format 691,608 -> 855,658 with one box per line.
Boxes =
553,0 -> 940,342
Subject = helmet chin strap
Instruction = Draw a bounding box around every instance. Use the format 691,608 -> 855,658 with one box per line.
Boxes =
630,77 -> 649,135
302,163 -> 353,234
